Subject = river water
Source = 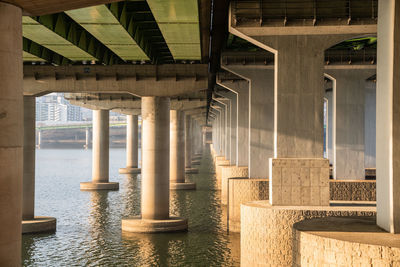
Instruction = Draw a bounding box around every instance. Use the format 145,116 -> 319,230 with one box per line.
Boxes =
22,147 -> 240,266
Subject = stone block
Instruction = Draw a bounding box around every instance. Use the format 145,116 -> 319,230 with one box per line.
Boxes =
221,166 -> 248,205
269,158 -> 330,206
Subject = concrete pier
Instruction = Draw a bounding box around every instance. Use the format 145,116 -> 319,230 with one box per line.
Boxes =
80,110 -> 119,190
0,3 -> 23,264
170,110 -> 196,190
119,115 -> 141,174
22,96 -> 56,234
122,97 -> 187,232
185,115 -> 198,174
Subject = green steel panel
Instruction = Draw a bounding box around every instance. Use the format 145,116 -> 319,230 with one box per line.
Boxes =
22,16 -> 95,61
146,0 -> 201,60
23,51 -> 46,61
66,5 -> 148,60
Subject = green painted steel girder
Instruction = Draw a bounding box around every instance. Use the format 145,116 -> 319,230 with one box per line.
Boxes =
23,37 -> 71,65
24,13 -> 124,65
66,4 -> 149,61
146,0 -> 201,60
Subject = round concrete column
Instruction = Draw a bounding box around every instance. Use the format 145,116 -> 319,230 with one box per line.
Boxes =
0,3 -> 23,265
170,110 -> 195,190
22,96 -> 56,234
80,110 -> 118,190
119,115 -> 140,174
185,115 -> 198,174
122,97 -> 187,232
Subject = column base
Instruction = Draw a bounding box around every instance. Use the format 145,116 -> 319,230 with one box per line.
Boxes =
22,216 -> 56,234
192,155 -> 202,161
119,167 -> 141,174
191,160 -> 201,165
221,166 -> 248,205
80,182 -> 119,191
170,182 -> 196,190
185,168 -> 199,174
121,216 -> 188,233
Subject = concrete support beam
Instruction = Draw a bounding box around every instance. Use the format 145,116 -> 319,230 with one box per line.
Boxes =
365,81 -> 376,169
214,97 -> 231,161
325,69 -> 375,180
218,79 -> 249,167
0,3 -> 23,265
80,110 -> 118,190
23,64 -> 208,97
220,66 -> 274,178
212,101 -> 227,159
376,0 -> 400,233
119,115 -> 140,174
122,97 -> 187,232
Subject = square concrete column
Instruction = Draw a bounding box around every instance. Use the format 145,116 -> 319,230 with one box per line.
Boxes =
80,109 -> 118,190
213,101 -> 227,158
119,114 -> 141,174
376,0 -> 400,233
365,81 -> 376,169
214,98 -> 231,161
0,3 -> 23,265
325,68 -> 375,180
218,79 -> 249,167
220,66 -> 274,178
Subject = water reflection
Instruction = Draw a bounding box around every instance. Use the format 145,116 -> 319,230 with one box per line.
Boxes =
22,147 -> 239,266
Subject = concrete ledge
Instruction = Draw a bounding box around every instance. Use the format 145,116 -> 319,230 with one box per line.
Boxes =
80,182 -> 119,191
121,216 -> 188,233
119,167 -> 141,174
215,159 -> 230,190
330,180 -> 376,201
170,182 -> 196,190
293,217 -> 400,266
22,216 -> 56,234
185,168 -> 199,174
241,201 -> 376,267
221,166 -> 248,205
228,178 -> 268,232
192,155 -> 202,161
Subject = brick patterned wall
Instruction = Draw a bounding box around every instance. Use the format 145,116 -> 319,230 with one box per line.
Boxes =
241,201 -> 375,267
270,158 -> 330,206
293,219 -> 400,267
221,166 -> 248,205
330,180 -> 376,201
228,178 -> 268,232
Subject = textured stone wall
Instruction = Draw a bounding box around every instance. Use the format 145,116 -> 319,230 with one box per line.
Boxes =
270,158 -> 330,206
293,220 -> 400,267
221,166 -> 248,205
228,178 -> 268,232
330,180 -> 376,201
241,201 -> 375,267
215,159 -> 230,190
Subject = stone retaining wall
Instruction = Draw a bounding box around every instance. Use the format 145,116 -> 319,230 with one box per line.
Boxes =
228,178 -> 268,232
240,201 -> 375,267
330,180 -> 376,201
221,166 -> 248,205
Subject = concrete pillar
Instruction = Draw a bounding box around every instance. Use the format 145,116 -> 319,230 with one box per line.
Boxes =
170,110 -> 196,190
119,115 -> 141,174
36,129 -> 41,149
0,3 -> 23,264
84,127 -> 90,149
185,115 -> 198,174
365,81 -> 376,169
23,96 -> 35,221
326,69 -> 375,180
218,79 -> 249,167
220,66 -> 274,178
122,97 -> 187,233
22,96 -> 56,234
376,0 -> 400,233
217,91 -> 237,165
80,110 -> 118,190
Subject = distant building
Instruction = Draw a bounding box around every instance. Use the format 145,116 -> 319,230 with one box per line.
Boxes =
36,93 -> 83,122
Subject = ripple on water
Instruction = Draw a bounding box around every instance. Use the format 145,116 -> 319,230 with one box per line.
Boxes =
22,148 -> 239,266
